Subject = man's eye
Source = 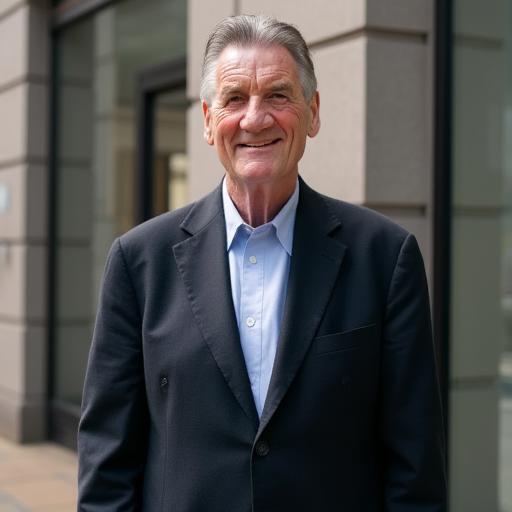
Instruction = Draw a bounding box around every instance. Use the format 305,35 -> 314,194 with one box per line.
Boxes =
269,93 -> 287,100
226,96 -> 244,104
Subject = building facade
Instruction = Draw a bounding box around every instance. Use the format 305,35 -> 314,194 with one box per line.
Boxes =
0,0 -> 510,510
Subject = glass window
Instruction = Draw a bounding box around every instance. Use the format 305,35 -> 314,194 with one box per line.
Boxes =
53,0 -> 187,411
449,1 -> 512,510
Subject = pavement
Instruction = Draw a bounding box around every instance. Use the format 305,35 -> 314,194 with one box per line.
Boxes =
0,438 -> 77,511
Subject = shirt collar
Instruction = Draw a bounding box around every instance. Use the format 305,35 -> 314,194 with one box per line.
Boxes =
222,177 -> 299,256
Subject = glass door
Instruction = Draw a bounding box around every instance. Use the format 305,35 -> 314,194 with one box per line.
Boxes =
50,0 -> 186,448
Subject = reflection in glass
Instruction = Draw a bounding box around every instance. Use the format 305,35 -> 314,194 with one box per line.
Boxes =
500,2 -> 512,506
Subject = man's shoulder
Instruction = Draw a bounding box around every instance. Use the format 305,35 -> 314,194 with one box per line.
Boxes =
326,195 -> 407,235
118,203 -> 189,249
308,188 -> 420,277
118,185 -> 221,255
304,183 -> 410,243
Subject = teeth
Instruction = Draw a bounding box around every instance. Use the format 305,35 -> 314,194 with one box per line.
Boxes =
245,141 -> 272,147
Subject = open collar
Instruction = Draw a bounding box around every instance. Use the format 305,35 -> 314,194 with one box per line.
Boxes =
222,177 -> 299,256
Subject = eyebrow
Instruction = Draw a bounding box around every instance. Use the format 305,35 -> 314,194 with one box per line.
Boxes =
267,81 -> 294,94
218,81 -> 295,98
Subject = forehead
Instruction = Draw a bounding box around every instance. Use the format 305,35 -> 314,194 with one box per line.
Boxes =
215,45 -> 300,87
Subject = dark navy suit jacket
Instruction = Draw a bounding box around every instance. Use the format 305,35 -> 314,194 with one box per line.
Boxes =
78,178 -> 446,511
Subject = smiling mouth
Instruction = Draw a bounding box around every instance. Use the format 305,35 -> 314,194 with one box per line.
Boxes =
239,139 -> 280,148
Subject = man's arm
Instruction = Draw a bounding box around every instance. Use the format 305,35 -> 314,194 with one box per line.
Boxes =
78,238 -> 148,511
380,233 -> 447,511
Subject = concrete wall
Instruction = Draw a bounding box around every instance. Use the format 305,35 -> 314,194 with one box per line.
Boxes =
187,0 -> 434,274
0,0 -> 49,441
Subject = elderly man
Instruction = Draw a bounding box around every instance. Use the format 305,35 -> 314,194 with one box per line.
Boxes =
78,15 -> 446,512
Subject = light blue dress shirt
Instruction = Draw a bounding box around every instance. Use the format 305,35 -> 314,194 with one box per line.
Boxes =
222,179 -> 299,417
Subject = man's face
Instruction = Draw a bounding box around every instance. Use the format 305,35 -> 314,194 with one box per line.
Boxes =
202,45 -> 320,189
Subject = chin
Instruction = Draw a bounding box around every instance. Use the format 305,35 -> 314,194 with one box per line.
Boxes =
232,165 -> 279,184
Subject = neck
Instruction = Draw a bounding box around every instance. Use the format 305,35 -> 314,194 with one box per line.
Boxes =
225,175 -> 297,227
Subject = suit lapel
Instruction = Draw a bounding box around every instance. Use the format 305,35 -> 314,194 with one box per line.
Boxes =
258,179 -> 347,436
172,185 -> 259,428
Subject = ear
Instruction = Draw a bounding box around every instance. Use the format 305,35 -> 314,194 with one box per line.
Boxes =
307,91 -> 320,138
202,100 -> 214,145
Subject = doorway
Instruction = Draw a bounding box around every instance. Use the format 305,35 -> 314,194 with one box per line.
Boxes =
136,58 -> 188,223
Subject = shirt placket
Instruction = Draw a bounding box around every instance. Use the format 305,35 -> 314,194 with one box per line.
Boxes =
239,228 -> 266,415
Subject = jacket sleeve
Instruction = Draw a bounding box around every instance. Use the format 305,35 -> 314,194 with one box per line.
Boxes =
380,233 -> 447,511
78,238 -> 148,511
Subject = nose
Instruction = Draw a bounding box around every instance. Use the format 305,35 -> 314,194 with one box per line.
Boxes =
239,97 -> 274,132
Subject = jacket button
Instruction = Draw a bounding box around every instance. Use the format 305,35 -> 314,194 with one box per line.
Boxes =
160,377 -> 168,387
255,439 -> 270,457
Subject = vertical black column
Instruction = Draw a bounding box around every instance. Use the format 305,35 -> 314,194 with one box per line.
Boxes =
433,0 -> 454,477
136,88 -> 155,223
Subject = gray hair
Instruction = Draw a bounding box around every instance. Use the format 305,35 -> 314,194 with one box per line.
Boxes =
200,15 -> 317,105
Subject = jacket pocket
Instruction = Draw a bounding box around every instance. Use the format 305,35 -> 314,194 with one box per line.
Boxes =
313,323 -> 377,355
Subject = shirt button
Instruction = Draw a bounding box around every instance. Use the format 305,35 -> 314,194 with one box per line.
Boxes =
246,317 -> 256,327
249,255 -> 257,264
255,439 -> 270,457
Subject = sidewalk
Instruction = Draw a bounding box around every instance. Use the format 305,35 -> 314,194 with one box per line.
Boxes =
0,437 -> 77,511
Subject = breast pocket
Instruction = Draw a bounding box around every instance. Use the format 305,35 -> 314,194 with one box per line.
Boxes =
313,323 -> 377,355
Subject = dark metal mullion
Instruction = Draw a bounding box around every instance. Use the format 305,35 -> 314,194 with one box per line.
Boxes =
136,90 -> 155,223
47,26 -> 59,442
433,0 -> 454,479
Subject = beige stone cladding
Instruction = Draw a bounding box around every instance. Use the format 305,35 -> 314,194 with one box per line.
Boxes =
0,0 -> 49,442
